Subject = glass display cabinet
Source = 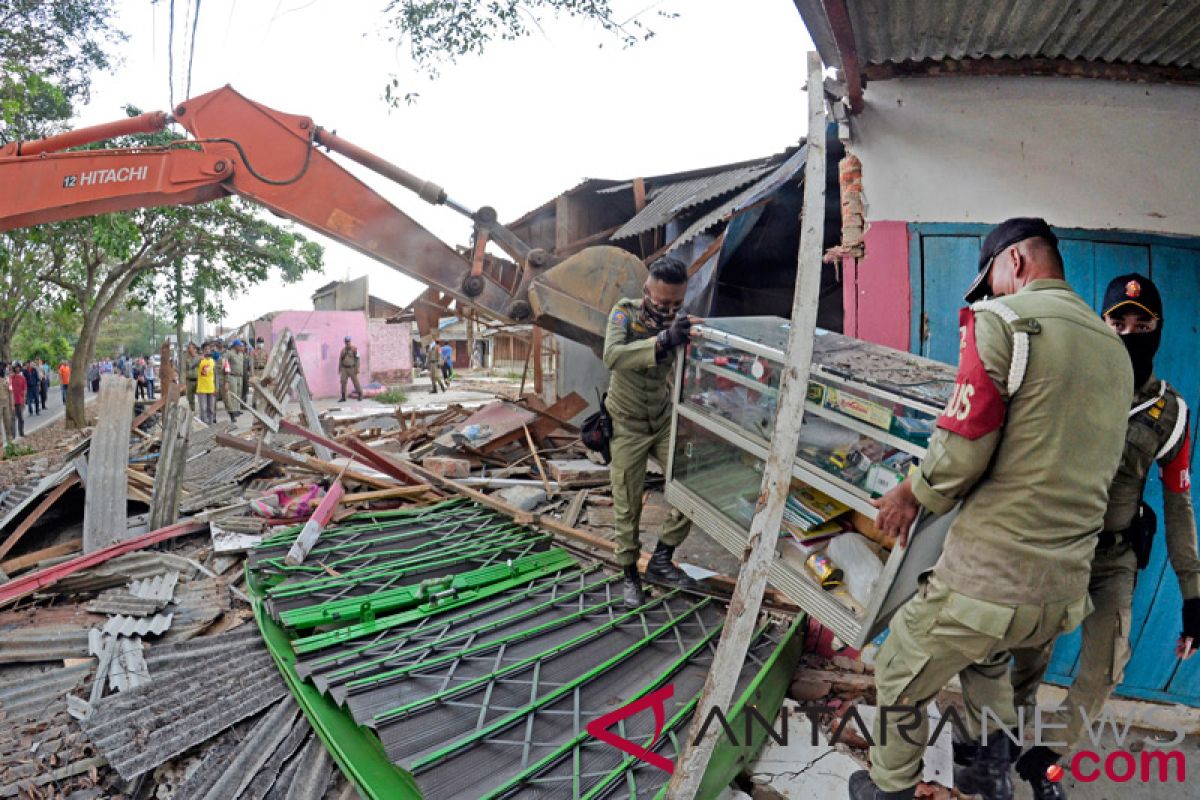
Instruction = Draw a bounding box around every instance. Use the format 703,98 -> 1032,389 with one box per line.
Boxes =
665,316 -> 961,647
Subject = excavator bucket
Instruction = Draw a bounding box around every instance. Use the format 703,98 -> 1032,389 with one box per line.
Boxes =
526,246 -> 648,355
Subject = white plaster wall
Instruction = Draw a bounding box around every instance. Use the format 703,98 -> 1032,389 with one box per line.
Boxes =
852,76 -> 1200,235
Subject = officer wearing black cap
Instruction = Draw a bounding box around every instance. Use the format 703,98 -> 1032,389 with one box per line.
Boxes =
1003,272 -> 1200,799
851,218 -> 1133,800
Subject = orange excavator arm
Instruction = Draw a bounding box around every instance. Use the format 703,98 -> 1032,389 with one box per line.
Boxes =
0,85 -> 644,351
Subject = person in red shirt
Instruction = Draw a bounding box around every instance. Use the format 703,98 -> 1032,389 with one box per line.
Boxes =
9,362 -> 27,438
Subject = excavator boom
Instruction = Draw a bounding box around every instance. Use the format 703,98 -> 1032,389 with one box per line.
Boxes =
0,86 -> 644,352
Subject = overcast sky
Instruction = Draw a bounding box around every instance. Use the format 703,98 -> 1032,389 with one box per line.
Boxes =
79,0 -> 814,330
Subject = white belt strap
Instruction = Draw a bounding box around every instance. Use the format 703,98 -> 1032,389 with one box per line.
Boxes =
1156,387 -> 1189,461
1129,382 -> 1167,419
970,299 -> 1029,397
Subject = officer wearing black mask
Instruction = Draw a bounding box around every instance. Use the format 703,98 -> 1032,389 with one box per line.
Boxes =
1007,273 -> 1200,800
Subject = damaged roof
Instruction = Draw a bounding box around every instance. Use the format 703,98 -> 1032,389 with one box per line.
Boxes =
796,0 -> 1200,111
610,162 -> 777,240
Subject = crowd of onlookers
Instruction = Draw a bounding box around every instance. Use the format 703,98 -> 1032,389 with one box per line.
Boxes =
82,354 -> 158,399
1,352 -> 162,444
0,357 -> 68,441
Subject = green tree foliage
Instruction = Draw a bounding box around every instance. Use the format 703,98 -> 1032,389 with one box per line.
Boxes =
381,0 -> 676,105
0,0 -> 123,141
11,301 -> 79,367
44,195 -> 323,428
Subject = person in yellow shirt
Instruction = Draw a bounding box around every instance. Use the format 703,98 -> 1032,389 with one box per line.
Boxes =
196,351 -> 216,424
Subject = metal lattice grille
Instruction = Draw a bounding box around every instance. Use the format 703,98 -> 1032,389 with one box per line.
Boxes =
247,499 -> 793,800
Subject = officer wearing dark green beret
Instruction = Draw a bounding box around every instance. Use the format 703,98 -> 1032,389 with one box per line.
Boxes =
603,255 -> 702,607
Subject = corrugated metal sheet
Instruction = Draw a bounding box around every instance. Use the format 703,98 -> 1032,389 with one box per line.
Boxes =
0,606 -> 104,663
81,624 -> 288,781
841,0 -> 1200,69
0,465 -> 75,533
54,551 -> 200,594
667,145 -> 809,253
173,697 -> 300,800
102,612 -> 173,637
611,162 -> 776,240
107,636 -> 150,692
129,570 -> 179,602
0,663 -> 97,798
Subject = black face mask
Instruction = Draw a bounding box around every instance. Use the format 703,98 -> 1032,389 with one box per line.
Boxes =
640,292 -> 679,333
1120,329 -> 1161,389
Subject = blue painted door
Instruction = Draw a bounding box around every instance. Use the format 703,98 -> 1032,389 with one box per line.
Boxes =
909,223 -> 1200,706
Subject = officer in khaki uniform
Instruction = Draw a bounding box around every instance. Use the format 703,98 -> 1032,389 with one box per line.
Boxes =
1003,274 -> 1200,800
851,219 -> 1134,800
225,339 -> 246,418
339,336 -> 362,401
603,256 -> 702,607
184,342 -> 201,412
426,340 -> 446,394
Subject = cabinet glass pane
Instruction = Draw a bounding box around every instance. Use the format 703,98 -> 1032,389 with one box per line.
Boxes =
681,338 -> 782,442
672,415 -> 765,528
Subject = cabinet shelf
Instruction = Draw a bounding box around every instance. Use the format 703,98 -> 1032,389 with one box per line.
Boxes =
668,316 -> 960,648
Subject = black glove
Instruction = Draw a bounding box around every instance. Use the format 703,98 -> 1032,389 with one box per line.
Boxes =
656,315 -> 692,352
1183,597 -> 1200,642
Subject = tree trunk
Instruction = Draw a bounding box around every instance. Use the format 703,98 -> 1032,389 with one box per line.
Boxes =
65,322 -> 96,429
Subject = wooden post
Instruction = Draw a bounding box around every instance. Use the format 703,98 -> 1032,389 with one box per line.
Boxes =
83,376 -> 136,553
466,313 -> 476,370
149,397 -> 192,530
532,326 -> 544,398
665,51 -> 828,798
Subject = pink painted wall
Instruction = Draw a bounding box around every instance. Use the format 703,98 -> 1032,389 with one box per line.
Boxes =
841,220 -> 911,350
368,318 -> 413,383
269,311 -> 369,399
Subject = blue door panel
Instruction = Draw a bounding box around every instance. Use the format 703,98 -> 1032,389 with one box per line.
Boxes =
910,225 -> 1200,706
1059,240 -> 1095,307
919,236 -> 981,363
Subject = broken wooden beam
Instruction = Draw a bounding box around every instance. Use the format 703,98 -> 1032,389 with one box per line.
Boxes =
285,480 -> 345,565
339,486 -> 433,504
0,474 -> 80,562
0,519 -> 206,607
213,433 -> 395,490
0,538 -> 83,576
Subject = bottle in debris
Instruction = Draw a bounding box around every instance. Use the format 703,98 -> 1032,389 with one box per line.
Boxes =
805,551 -> 844,590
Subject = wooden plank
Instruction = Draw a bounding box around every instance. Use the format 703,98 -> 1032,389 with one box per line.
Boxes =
563,489 -> 588,528
0,475 -> 80,561
213,432 -> 396,490
0,539 -> 82,575
340,486 -> 433,504
667,51 -> 828,798
522,425 -> 554,498
83,376 -> 136,554
149,398 -> 193,530
532,327 -> 544,396
292,371 -> 333,462
0,519 -> 206,607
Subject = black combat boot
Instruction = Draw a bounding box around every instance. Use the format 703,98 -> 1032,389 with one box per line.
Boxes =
847,771 -> 915,800
1015,745 -> 1067,800
954,731 -> 1014,800
644,542 -> 700,590
622,564 -> 645,608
